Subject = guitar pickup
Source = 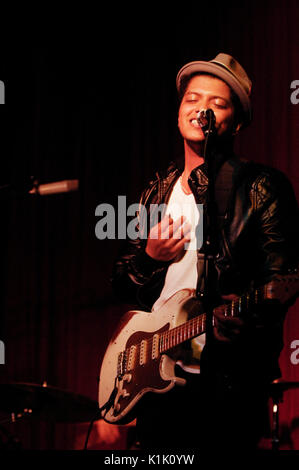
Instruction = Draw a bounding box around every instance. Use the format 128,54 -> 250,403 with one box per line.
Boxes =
139,340 -> 148,365
151,334 -> 160,360
127,345 -> 137,371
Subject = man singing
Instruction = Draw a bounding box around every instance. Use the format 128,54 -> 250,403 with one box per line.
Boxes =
111,53 -> 299,452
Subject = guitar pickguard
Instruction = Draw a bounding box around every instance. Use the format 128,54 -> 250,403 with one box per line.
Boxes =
99,289 -> 194,423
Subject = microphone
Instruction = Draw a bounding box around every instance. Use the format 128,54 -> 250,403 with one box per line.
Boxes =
29,179 -> 79,196
196,109 -> 216,136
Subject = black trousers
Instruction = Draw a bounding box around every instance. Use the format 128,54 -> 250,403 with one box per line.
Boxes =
135,366 -> 270,453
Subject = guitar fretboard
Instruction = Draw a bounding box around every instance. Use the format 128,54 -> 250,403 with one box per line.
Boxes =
158,285 -> 269,354
159,313 -> 207,353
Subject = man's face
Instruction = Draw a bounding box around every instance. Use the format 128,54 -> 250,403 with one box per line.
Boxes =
178,74 -> 238,142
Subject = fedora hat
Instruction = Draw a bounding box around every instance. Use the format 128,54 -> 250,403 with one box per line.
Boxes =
176,53 -> 252,126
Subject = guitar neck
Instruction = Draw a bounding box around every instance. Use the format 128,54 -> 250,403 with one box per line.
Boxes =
159,271 -> 299,354
159,312 -> 207,354
159,284 -> 270,354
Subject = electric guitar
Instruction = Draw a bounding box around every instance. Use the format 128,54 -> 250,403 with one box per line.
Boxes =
98,272 -> 299,424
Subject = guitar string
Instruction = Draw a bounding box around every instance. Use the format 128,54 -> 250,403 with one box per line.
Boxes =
120,278 -> 296,368
121,289 -> 259,366
155,277 -> 296,353
122,313 -> 206,362
120,315 -> 205,373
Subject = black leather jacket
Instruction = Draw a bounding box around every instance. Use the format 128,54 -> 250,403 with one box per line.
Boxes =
112,154 -> 299,384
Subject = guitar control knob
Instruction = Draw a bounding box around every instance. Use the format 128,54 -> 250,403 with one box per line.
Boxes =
123,373 -> 132,383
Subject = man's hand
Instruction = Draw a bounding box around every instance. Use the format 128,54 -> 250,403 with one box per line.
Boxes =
145,215 -> 192,262
213,294 -> 245,343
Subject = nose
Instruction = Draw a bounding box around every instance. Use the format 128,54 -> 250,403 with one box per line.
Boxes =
195,99 -> 209,114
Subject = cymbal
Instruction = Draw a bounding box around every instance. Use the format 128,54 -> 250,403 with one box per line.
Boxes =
0,382 -> 100,423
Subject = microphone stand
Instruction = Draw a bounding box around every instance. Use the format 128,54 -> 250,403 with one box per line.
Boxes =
198,111 -> 219,346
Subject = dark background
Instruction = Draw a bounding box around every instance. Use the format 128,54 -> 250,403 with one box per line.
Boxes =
0,0 -> 299,450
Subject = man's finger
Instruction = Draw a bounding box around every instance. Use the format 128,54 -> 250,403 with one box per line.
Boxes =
161,215 -> 187,239
213,311 -> 244,327
148,215 -> 172,239
172,216 -> 191,239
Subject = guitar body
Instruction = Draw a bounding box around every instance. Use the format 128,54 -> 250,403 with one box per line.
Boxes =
98,289 -> 196,424
98,271 -> 299,424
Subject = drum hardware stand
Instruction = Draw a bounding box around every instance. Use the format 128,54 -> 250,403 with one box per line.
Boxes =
269,379 -> 299,451
271,386 -> 282,451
